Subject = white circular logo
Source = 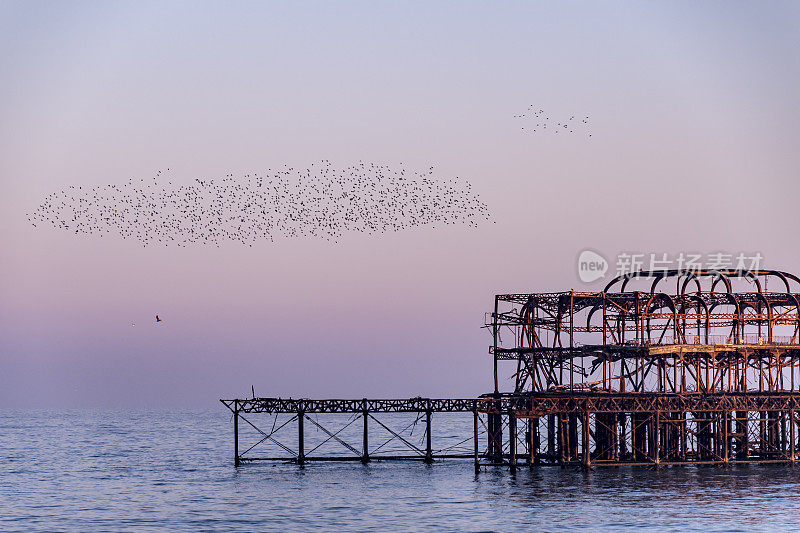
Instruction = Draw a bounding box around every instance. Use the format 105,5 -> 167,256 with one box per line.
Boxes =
577,250 -> 608,283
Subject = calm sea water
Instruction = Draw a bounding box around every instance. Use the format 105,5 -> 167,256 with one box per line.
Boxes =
3,408 -> 800,532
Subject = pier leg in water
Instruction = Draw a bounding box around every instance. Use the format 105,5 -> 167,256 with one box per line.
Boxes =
582,411 -> 591,471
234,400 -> 240,467
362,399 -> 370,464
297,409 -> 305,466
487,395 -> 503,464
425,407 -> 433,464
508,410 -> 517,474
473,408 -> 480,473
789,409 -> 797,466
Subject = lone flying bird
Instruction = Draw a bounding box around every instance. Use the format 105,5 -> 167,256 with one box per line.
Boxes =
156,315 -> 162,323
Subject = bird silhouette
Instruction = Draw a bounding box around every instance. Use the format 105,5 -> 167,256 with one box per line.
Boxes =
156,315 -> 162,323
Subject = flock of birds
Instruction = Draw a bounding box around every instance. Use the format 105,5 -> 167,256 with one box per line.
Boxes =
513,105 -> 592,137
27,161 -> 493,246
131,315 -> 162,327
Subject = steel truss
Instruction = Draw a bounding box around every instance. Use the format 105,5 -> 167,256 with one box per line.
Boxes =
220,398 -> 486,466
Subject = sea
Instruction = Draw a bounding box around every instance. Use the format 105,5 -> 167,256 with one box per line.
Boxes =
3,408 -> 800,532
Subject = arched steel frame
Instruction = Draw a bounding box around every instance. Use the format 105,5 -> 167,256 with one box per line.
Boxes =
491,270 -> 800,395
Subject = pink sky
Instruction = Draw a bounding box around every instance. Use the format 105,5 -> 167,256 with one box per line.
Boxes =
2,2 -> 799,407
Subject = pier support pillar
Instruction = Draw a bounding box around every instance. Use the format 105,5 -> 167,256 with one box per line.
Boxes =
424,407 -> 433,464
619,413 -> 627,461
789,409 -> 797,466
582,411 -> 591,471
297,409 -> 305,465
488,396 -> 503,463
474,408 -> 480,473
735,410 -> 748,460
723,410 -> 730,464
234,400 -> 240,466
559,414 -> 566,464
508,409 -> 517,473
529,417 -> 539,467
362,399 -> 370,464
654,410 -> 660,467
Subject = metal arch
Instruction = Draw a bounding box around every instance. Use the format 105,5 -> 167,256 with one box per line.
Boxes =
649,272 -> 667,294
752,291 -> 774,342
519,295 -> 535,321
605,269 -> 742,294
775,270 -> 800,292
519,296 -> 536,347
710,272 -> 733,294
608,270 -> 682,293
643,292 -> 679,343
678,293 -> 711,344
604,269 -> 796,293
586,304 -> 603,332
763,269 -> 792,293
604,271 -> 636,293
620,275 -> 637,293
741,270 -> 763,293
790,293 -> 800,342
645,292 -> 678,314
678,272 -> 703,296
707,291 -> 743,342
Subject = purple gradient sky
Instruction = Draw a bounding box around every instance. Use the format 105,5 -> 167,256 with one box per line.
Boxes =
2,2 -> 799,407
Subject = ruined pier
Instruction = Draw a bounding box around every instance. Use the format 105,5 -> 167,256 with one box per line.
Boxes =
223,269 -> 800,469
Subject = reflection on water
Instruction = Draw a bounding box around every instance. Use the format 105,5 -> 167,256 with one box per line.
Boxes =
2,409 -> 799,532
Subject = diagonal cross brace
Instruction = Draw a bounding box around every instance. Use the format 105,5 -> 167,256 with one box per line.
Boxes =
368,413 -> 425,456
303,414 -> 362,457
238,412 -> 297,457
371,413 -> 424,455
239,414 -> 298,457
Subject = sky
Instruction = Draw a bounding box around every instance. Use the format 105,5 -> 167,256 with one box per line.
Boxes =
1,2 -> 799,407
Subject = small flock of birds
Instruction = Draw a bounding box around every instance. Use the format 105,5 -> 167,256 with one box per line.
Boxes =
27,161 -> 493,246
513,105 -> 592,137
131,315 -> 162,327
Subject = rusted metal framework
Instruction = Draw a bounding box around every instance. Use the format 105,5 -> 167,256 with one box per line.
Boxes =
219,398 -> 485,466
492,269 -> 800,394
485,269 -> 800,468
222,269 -> 800,470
